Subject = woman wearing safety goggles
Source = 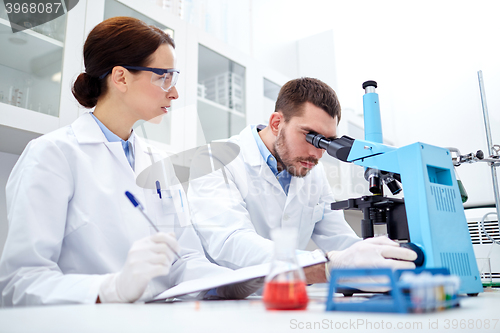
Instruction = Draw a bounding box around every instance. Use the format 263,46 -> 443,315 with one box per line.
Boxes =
0,16 -> 261,307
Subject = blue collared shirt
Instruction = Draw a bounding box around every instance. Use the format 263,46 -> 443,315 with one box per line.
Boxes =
91,113 -> 135,170
251,125 -> 292,195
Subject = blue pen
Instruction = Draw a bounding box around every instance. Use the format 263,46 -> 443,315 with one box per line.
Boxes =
156,181 -> 162,199
125,191 -> 180,260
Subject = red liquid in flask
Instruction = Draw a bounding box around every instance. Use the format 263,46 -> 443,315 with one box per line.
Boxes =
263,280 -> 309,310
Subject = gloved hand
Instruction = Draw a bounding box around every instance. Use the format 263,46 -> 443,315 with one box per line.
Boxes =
326,236 -> 417,280
208,277 -> 265,300
99,232 -> 180,303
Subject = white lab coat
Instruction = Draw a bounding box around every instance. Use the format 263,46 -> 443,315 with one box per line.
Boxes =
188,125 -> 360,270
0,112 -> 232,307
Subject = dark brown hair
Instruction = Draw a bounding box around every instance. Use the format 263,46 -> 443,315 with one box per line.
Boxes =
275,77 -> 341,123
72,16 -> 175,108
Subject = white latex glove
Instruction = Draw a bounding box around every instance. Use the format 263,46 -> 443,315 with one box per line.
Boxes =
326,236 -> 417,280
99,232 -> 180,303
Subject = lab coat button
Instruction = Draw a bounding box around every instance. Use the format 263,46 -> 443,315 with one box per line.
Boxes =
283,214 -> 289,221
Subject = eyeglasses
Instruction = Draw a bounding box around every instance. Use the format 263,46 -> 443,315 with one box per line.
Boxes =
99,66 -> 180,92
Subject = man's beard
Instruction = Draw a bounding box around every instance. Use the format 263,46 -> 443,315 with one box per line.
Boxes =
273,127 -> 318,178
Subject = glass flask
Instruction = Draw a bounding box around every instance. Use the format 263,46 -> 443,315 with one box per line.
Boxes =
454,167 -> 468,203
263,228 -> 308,310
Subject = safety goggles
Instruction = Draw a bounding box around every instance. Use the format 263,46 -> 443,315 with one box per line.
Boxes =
99,66 -> 180,92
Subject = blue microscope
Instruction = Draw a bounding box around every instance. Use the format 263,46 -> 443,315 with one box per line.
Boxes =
307,81 -> 483,296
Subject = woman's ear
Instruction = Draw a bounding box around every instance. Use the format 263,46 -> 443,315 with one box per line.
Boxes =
110,66 -> 128,93
269,112 -> 283,136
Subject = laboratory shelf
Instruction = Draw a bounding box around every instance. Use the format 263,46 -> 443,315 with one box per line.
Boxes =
196,97 -> 246,145
0,19 -> 64,74
0,18 -> 64,46
0,104 -> 59,155
0,0 -> 288,156
0,2 -> 83,156
197,96 -> 245,117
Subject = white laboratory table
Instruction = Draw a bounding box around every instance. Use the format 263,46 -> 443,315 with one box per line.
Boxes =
0,286 -> 499,333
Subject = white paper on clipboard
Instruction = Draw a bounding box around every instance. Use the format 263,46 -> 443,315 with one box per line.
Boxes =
150,249 -> 327,302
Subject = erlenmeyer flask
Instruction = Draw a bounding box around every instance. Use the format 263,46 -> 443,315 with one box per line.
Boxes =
263,228 -> 308,310
454,167 -> 468,203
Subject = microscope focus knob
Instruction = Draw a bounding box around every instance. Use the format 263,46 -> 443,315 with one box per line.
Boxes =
400,242 -> 425,267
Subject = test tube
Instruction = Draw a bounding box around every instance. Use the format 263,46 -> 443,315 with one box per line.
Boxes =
402,272 -> 424,313
419,273 -> 434,313
434,275 -> 446,311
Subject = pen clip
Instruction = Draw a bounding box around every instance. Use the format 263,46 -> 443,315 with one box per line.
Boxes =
156,180 -> 162,199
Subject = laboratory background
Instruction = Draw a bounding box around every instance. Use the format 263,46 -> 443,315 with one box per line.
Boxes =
0,0 -> 499,319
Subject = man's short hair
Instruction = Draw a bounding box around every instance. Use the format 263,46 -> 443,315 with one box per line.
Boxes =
275,77 -> 341,123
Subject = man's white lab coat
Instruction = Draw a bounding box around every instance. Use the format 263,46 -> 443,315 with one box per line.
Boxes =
188,125 -> 360,269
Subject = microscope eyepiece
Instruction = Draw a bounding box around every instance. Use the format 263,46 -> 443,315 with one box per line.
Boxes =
362,80 -> 378,89
306,133 -> 355,162
306,133 -> 328,150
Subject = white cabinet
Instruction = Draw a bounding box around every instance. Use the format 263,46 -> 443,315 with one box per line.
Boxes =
0,17 -> 63,116
262,78 -> 280,122
0,0 -> 291,157
196,44 -> 246,145
0,1 -> 86,154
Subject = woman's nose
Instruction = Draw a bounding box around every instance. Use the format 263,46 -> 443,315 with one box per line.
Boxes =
168,86 -> 179,99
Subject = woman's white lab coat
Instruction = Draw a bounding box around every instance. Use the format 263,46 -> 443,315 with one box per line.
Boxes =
0,112 -> 231,306
187,125 -> 360,270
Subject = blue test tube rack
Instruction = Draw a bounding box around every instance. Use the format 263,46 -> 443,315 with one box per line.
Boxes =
326,268 -> 460,313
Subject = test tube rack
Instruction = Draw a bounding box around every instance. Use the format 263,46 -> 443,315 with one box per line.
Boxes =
326,268 -> 461,313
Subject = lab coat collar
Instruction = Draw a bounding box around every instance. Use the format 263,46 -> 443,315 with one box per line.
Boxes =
72,112 -> 137,176
72,112 -> 108,144
238,125 -> 284,193
237,125 -> 307,201
238,125 -> 267,167
71,112 -> 172,183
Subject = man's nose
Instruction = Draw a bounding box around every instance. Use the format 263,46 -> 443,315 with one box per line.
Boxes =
309,145 -> 324,160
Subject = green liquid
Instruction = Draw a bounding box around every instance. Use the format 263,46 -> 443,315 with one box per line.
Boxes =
457,179 -> 468,203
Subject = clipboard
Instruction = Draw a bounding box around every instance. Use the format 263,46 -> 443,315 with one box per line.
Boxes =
149,249 -> 327,302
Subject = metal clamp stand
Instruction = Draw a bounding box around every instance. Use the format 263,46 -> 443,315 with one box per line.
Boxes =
478,71 -> 500,245
449,71 -> 500,245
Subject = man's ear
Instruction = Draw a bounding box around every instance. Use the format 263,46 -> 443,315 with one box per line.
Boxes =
268,112 -> 283,136
110,66 -> 128,93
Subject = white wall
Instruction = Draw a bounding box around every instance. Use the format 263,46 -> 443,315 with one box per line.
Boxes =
183,0 -> 252,55
297,30 -> 337,90
0,152 -> 19,258
251,0 -> 500,208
